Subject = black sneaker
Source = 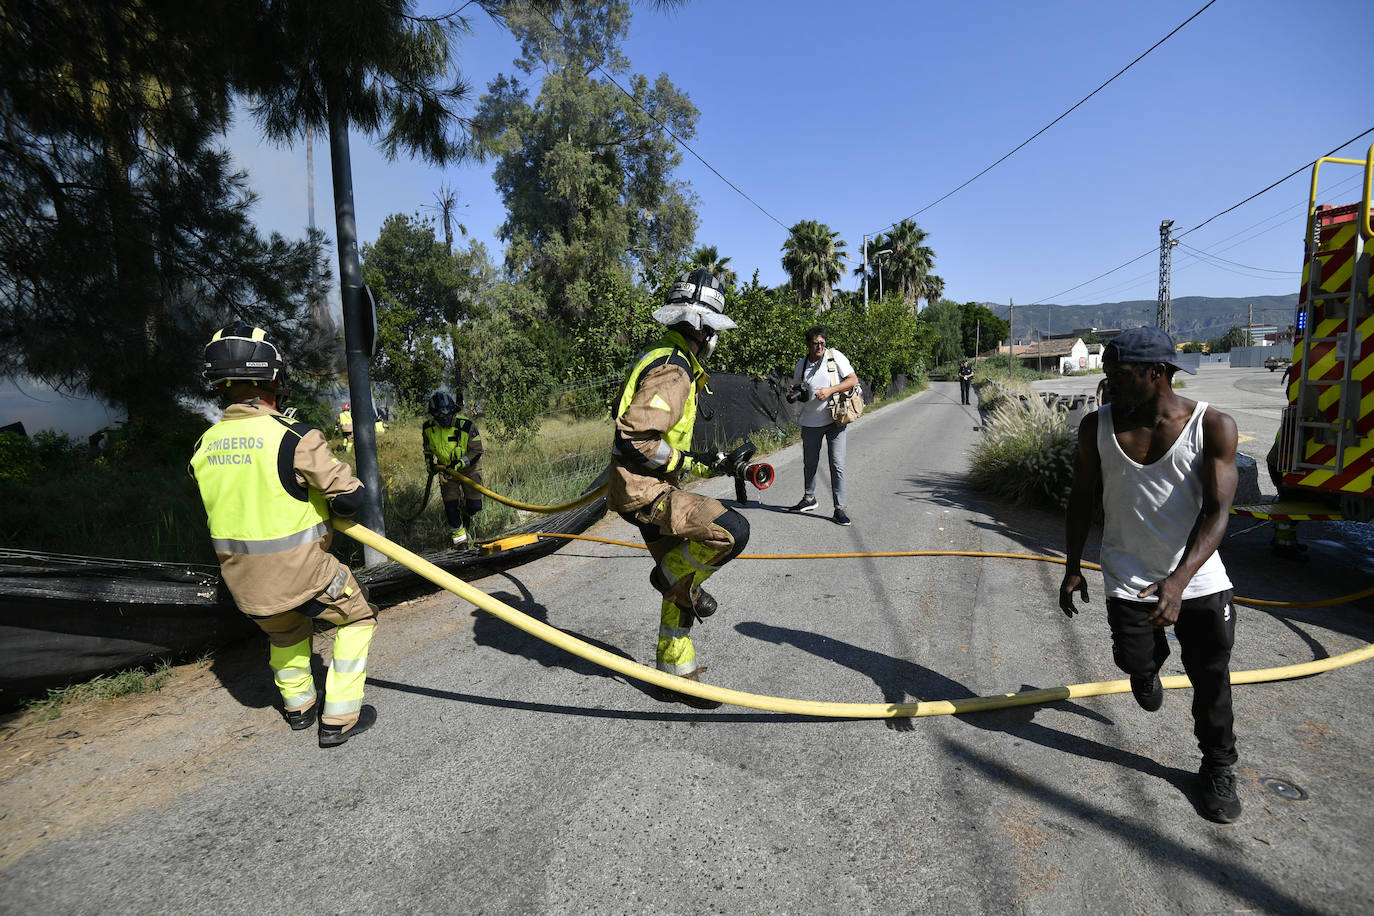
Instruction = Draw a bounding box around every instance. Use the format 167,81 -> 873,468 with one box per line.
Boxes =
833,508 -> 852,526
318,704 -> 377,748
1197,763 -> 1242,823
791,496 -> 818,513
283,704 -> 317,731
1130,673 -> 1163,712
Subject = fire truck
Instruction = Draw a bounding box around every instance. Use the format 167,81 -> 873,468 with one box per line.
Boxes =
1273,144 -> 1374,522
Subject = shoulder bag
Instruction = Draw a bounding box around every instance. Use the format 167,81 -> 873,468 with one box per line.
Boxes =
826,355 -> 865,426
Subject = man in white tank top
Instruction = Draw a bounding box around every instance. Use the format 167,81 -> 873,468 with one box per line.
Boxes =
1059,327 -> 1243,824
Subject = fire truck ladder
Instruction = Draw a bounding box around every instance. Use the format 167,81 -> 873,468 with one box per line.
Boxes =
1286,148 -> 1373,477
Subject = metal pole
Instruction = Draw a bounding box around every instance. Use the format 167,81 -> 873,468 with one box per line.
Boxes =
878,260 -> 883,301
306,131 -> 315,231
862,235 -> 869,309
1009,298 -> 1015,372
328,87 -> 386,566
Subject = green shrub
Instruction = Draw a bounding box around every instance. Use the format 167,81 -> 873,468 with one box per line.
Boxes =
0,431 -> 39,482
969,400 -> 1076,509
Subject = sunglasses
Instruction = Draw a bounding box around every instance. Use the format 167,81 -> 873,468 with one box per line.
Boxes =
809,339 -> 826,347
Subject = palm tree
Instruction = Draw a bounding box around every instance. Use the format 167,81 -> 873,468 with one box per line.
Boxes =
429,183 -> 469,254
688,244 -> 736,289
856,219 -> 936,311
782,219 -> 848,310
921,274 -> 946,312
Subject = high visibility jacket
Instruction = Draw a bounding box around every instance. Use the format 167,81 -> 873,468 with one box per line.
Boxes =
609,330 -> 707,511
422,415 -> 481,470
191,413 -> 332,556
338,410 -> 352,429
189,402 -> 364,614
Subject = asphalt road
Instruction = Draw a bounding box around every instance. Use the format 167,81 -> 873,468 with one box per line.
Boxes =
3,367 -> 1373,914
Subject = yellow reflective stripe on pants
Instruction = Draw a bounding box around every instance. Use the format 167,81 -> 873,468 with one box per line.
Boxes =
269,638 -> 316,711
322,622 -> 374,725
656,599 -> 697,674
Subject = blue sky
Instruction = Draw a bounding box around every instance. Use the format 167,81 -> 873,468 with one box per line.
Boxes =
229,0 -> 1374,310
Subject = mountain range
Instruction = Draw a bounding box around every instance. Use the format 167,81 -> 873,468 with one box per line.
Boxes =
981,294 -> 1300,345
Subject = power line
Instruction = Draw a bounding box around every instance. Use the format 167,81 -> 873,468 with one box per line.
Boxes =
1175,249 -> 1296,281
1028,126 -> 1374,304
1176,125 -> 1374,240
869,0 -> 1219,237
1176,242 -> 1298,275
522,4 -> 791,233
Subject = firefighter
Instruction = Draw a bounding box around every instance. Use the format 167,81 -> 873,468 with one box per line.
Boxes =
422,390 -> 483,547
189,322 -> 378,748
338,402 -> 353,450
610,269 -> 751,709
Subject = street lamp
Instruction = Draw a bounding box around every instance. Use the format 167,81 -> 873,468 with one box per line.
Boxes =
873,249 -> 893,301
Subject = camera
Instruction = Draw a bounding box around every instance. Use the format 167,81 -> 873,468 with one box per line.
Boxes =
785,382 -> 811,404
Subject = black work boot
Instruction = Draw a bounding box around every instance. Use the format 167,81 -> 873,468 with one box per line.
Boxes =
1130,673 -> 1164,712
318,704 -> 377,748
689,587 -> 717,619
653,668 -> 723,710
1197,762 -> 1242,823
283,704 -> 317,731
649,568 -> 717,619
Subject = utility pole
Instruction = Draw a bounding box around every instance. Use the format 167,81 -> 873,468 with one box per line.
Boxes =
862,234 -> 870,309
1248,303 -> 1254,346
329,87 -> 386,566
975,318 -> 981,361
1156,219 -> 1177,333
306,131 -> 315,232
1009,298 -> 1015,372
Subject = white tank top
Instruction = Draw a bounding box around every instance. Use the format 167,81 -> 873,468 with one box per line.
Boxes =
1097,402 -> 1232,601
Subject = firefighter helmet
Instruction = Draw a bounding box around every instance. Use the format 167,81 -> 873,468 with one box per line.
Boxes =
202,321 -> 285,386
653,269 -> 736,331
428,391 -> 457,425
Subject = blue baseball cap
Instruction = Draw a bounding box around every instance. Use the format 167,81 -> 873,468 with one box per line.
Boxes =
1104,327 -> 1195,374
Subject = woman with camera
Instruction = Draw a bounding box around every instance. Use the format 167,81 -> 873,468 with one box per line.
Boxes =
788,324 -> 859,525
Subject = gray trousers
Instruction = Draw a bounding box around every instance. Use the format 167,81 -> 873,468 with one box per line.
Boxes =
801,423 -> 847,509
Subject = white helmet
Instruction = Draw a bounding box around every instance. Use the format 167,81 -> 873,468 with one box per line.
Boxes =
652,269 -> 736,331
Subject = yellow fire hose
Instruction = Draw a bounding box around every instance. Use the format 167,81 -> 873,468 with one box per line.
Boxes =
443,469 -> 608,514
336,520 -> 1374,718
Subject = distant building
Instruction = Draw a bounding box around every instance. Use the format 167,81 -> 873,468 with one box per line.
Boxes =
997,338 -> 1095,374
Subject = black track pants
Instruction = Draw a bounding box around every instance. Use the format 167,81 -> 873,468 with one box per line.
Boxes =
1106,589 -> 1237,768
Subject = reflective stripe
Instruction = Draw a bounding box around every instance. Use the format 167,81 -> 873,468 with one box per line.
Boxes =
656,658 -> 698,675
675,541 -> 713,574
659,625 -> 690,640
211,521 -> 329,554
323,697 -> 362,716
282,685 -> 316,708
647,440 -> 674,469
330,655 -> 368,674
655,560 -> 681,589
